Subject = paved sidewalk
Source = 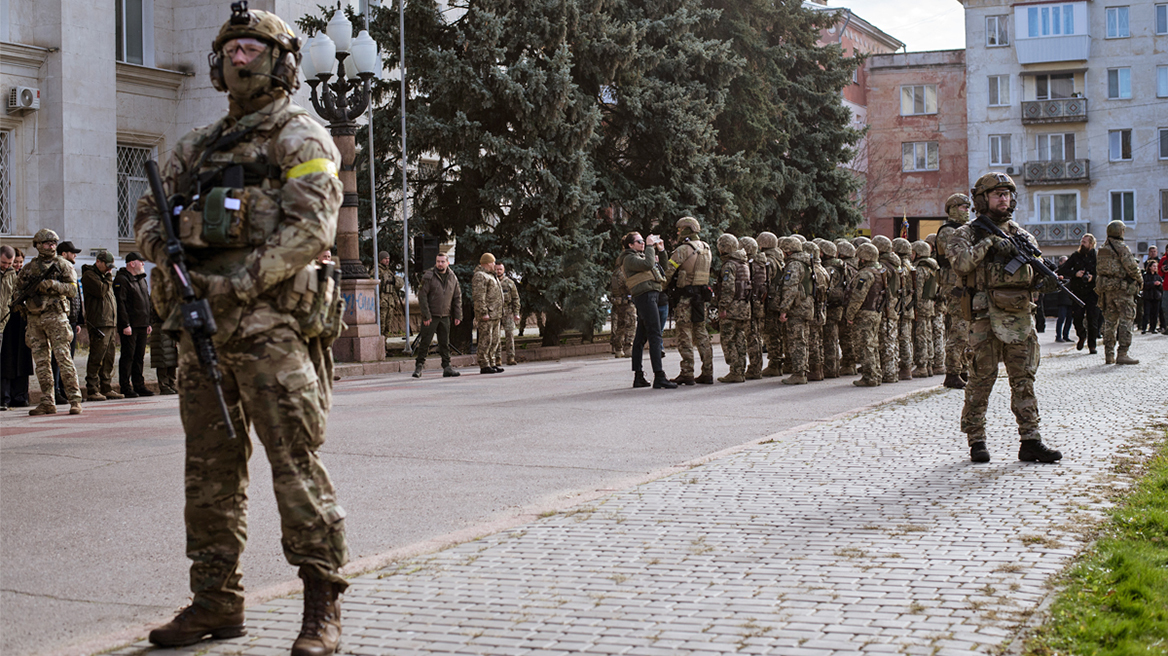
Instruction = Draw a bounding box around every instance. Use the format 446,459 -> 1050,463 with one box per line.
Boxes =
107,335 -> 1165,656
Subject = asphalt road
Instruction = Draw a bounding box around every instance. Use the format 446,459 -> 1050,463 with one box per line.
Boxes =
3,345 -> 990,656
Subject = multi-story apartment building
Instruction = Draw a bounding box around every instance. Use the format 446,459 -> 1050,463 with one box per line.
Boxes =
960,0 -> 1168,257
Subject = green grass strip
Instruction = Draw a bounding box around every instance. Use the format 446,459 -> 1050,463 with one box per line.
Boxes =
1024,437 -> 1168,656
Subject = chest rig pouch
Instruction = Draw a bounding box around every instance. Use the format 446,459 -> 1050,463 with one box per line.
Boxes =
277,261 -> 346,344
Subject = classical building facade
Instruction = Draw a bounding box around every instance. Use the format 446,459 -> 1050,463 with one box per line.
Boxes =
959,0 -> 1168,257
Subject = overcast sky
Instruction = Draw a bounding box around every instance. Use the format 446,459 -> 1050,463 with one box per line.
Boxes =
825,0 -> 966,52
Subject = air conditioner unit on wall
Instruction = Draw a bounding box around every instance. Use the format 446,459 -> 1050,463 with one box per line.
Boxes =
1005,166 -> 1016,175
7,87 -> 40,114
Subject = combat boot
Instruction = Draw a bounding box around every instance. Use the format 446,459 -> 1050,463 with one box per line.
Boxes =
969,442 -> 990,463
28,402 -> 56,416
1019,439 -> 1062,463
69,402 -> 82,415
412,364 -> 424,378
899,365 -> 912,381
911,366 -> 929,378
717,373 -> 746,383
653,372 -> 678,389
882,374 -> 899,384
760,363 -> 782,377
148,604 -> 246,647
102,388 -> 125,400
852,378 -> 879,387
292,575 -> 343,656
694,373 -> 714,385
933,365 -> 946,375
1116,349 -> 1138,365
824,366 -> 839,379
671,374 -> 696,386
839,364 -> 857,376
87,389 -> 107,402
1104,347 -> 1115,365
613,351 -> 623,359
507,358 -> 518,366
442,366 -> 460,378
781,373 -> 807,385
745,367 -> 762,380
807,366 -> 823,382
633,371 -> 651,388
942,373 -> 965,389
959,371 -> 969,384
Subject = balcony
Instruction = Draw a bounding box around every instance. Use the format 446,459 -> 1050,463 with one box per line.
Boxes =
1022,159 -> 1090,186
1015,34 -> 1090,64
1021,98 -> 1088,124
1023,222 -> 1091,247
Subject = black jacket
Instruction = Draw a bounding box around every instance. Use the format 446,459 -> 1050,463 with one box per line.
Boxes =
1058,248 -> 1098,306
114,269 -> 151,330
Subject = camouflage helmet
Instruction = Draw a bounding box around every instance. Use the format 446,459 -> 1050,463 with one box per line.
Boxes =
819,240 -> 837,259
757,231 -> 778,249
970,172 -> 1017,214
852,236 -> 871,248
925,233 -> 937,249
802,241 -> 820,260
791,233 -> 806,244
835,239 -> 855,259
892,237 -> 912,256
857,243 -> 879,262
885,251 -> 901,267
675,216 -> 701,236
871,235 -> 893,254
716,233 -> 739,254
911,240 -> 931,259
210,3 -> 302,93
779,236 -> 801,254
33,228 -> 60,245
739,236 -> 759,257
945,193 -> 972,213
1106,220 -> 1126,239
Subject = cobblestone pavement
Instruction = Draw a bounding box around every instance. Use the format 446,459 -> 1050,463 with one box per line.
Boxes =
108,335 -> 1166,656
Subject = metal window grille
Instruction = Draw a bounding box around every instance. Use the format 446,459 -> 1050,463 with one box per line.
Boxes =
0,130 -> 11,234
117,145 -> 154,239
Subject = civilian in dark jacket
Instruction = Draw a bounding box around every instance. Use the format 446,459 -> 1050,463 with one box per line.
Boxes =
1053,256 -> 1073,342
115,252 -> 153,397
1057,234 -> 1100,353
1140,260 -> 1162,334
52,241 -> 84,403
80,250 -> 123,400
1,249 -> 33,408
412,252 -> 463,378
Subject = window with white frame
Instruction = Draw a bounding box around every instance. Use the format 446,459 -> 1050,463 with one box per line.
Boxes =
1108,68 -> 1132,99
116,0 -> 146,64
987,15 -> 1010,46
1027,4 -> 1075,37
1111,190 -> 1135,224
1109,129 -> 1132,161
988,75 -> 1010,106
1036,192 -> 1078,222
1161,189 -> 1168,222
0,129 -> 11,234
1035,73 -> 1074,100
1105,6 -> 1130,38
1158,4 -> 1168,35
1159,127 -> 1168,159
1158,66 -> 1168,98
1037,133 -> 1076,161
117,145 -> 154,238
989,135 -> 1012,165
902,142 -> 939,172
900,85 -> 937,116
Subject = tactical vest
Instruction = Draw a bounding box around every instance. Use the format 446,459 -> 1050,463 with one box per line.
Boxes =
934,220 -> 964,269
728,259 -> 751,302
859,266 -> 887,312
748,257 -> 768,304
879,254 -> 901,298
610,267 -> 630,305
917,259 -> 939,302
826,259 -> 848,307
1096,239 -> 1138,294
673,239 -> 712,287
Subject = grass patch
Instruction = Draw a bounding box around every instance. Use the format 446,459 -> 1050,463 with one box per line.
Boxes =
1024,440 -> 1168,656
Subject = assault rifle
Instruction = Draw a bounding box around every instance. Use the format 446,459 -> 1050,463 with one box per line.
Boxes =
971,215 -> 1084,308
1,261 -> 60,326
145,160 -> 236,438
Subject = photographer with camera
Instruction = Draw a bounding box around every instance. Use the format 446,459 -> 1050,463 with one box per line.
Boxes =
618,232 -> 677,389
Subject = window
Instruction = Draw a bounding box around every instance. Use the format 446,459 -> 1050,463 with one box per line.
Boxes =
1036,73 -> 1074,100
1160,127 -> 1168,159
1108,68 -> 1132,99
1109,129 -> 1132,161
1027,4 -> 1075,37
1036,192 -> 1078,222
0,129 -> 10,234
116,0 -> 144,64
988,75 -> 1010,106
117,145 -> 154,239
902,142 -> 939,171
990,135 -> 1012,165
1158,4 -> 1167,35
900,85 -> 938,116
1158,66 -> 1168,98
1106,7 -> 1130,38
1161,189 -> 1168,222
1037,133 -> 1075,161
1111,191 -> 1135,224
987,15 -> 1010,46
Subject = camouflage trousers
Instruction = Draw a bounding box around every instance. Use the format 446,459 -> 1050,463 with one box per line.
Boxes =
853,311 -> 882,385
720,318 -> 747,376
500,315 -> 517,364
880,313 -> 899,382
86,325 -> 117,392
824,307 -> 843,376
675,298 -> 712,377
178,326 -> 348,614
837,310 -> 854,370
763,311 -> 784,370
808,318 -> 824,376
898,316 -> 913,373
913,314 -> 934,368
26,311 -> 81,404
476,318 -> 501,367
784,315 -> 810,376
961,317 -> 1041,445
380,296 -> 399,338
944,309 -> 969,375
611,303 -> 636,356
931,313 -> 946,370
745,310 -> 764,376
1099,292 -> 1135,352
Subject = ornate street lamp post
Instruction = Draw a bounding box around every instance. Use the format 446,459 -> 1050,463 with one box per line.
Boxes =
302,9 -> 383,361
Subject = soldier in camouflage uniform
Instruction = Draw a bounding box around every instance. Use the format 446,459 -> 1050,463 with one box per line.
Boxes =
936,194 -> 971,389
820,240 -> 846,378
778,236 -> 813,385
496,263 -> 521,366
925,233 -> 947,375
757,232 -> 785,377
716,233 -> 750,383
948,173 -> 1062,464
910,240 -> 939,377
472,253 -> 504,374
134,6 -> 349,653
13,229 -> 83,415
663,217 -> 714,385
846,243 -> 886,387
1096,220 -> 1141,365
739,236 -> 767,379
872,236 -> 901,384
834,239 -> 858,376
609,260 -> 635,358
377,251 -> 404,353
805,241 -> 829,381
893,237 -> 916,380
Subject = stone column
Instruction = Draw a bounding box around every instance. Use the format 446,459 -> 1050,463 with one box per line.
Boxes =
330,127 -> 381,362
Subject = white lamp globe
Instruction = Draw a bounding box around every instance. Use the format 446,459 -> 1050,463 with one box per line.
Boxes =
351,30 -> 378,75
310,32 -> 337,79
300,35 -> 320,79
326,11 -> 353,53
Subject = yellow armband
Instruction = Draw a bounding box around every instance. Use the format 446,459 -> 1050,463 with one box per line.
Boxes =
286,158 -> 339,180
